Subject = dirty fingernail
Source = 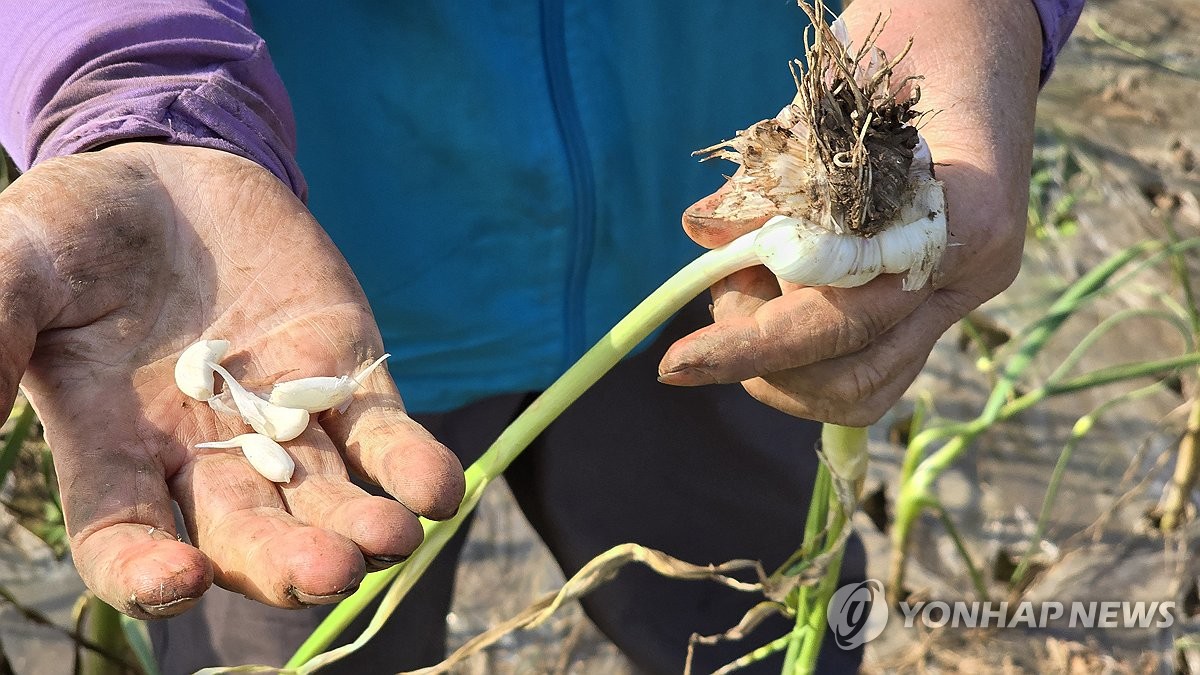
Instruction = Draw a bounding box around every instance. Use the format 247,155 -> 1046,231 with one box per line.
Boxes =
290,584 -> 360,606
657,367 -> 716,386
364,554 -> 408,572
135,595 -> 202,618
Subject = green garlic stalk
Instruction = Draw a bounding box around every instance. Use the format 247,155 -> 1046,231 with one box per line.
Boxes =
280,3 -> 942,671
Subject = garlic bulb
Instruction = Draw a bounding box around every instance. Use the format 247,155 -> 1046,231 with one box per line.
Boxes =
268,353 -> 391,413
752,140 -> 946,290
174,339 -> 230,400
695,11 -> 945,291
208,361 -> 310,442
196,433 -> 295,483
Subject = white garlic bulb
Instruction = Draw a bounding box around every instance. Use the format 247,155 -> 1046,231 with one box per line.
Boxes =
694,9 -> 947,293
746,138 -> 945,291
196,433 -> 295,483
268,353 -> 391,413
174,339 -> 230,400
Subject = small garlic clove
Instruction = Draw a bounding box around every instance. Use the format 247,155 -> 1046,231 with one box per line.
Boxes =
209,362 -> 310,442
196,433 -> 294,483
174,339 -> 230,400
269,376 -> 354,413
255,405 -> 310,442
268,353 -> 391,413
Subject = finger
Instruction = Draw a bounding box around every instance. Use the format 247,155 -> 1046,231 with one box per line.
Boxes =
659,275 -> 931,386
741,291 -> 964,426
278,426 -> 424,571
681,175 -> 773,248
27,390 -> 213,618
319,360 -> 465,521
171,451 -> 365,607
63,470 -> 212,619
710,265 -> 781,320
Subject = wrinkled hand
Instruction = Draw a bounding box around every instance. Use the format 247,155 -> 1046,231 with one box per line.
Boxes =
658,0 -> 1044,426
0,143 -> 464,617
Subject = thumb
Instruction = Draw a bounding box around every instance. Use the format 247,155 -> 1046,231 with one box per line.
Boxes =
0,215 -> 60,424
681,175 -> 773,249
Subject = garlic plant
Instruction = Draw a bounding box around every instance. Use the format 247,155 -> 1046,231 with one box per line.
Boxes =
174,341 -> 388,482
248,4 -> 947,672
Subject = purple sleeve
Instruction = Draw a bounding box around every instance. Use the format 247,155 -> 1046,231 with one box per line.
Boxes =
1030,0 -> 1087,85
0,0 -> 306,199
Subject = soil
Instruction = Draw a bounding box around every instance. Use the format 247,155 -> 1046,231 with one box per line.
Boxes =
2,0 -> 1200,673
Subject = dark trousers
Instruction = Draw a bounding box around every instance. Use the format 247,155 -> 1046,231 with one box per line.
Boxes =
151,301 -> 865,674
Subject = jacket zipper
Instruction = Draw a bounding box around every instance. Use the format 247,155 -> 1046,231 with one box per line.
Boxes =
540,0 -> 596,369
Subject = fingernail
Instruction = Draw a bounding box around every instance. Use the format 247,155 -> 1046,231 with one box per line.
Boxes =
364,554 -> 409,572
289,583 -> 360,606
657,366 -> 716,386
135,595 -> 202,617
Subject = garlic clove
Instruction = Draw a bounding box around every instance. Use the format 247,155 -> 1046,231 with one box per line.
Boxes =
208,362 -> 310,442
891,180 -> 947,291
196,433 -> 295,483
268,353 -> 391,413
269,376 -> 354,413
174,339 -> 230,400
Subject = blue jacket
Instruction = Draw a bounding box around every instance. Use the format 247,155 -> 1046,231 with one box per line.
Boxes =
247,1 -> 817,413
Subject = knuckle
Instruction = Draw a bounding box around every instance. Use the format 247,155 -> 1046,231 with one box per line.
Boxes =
832,313 -> 878,357
828,361 -> 888,407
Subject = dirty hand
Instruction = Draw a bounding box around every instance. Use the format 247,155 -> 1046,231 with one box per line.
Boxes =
0,143 -> 464,617
658,0 -> 1044,426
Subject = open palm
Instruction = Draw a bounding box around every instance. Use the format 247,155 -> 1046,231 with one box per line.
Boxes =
0,142 -> 463,617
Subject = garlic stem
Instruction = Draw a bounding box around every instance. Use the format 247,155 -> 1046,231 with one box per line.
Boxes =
820,423 -> 869,483
352,353 -> 391,385
208,361 -> 310,442
287,230 -> 763,670
196,433 -> 295,483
